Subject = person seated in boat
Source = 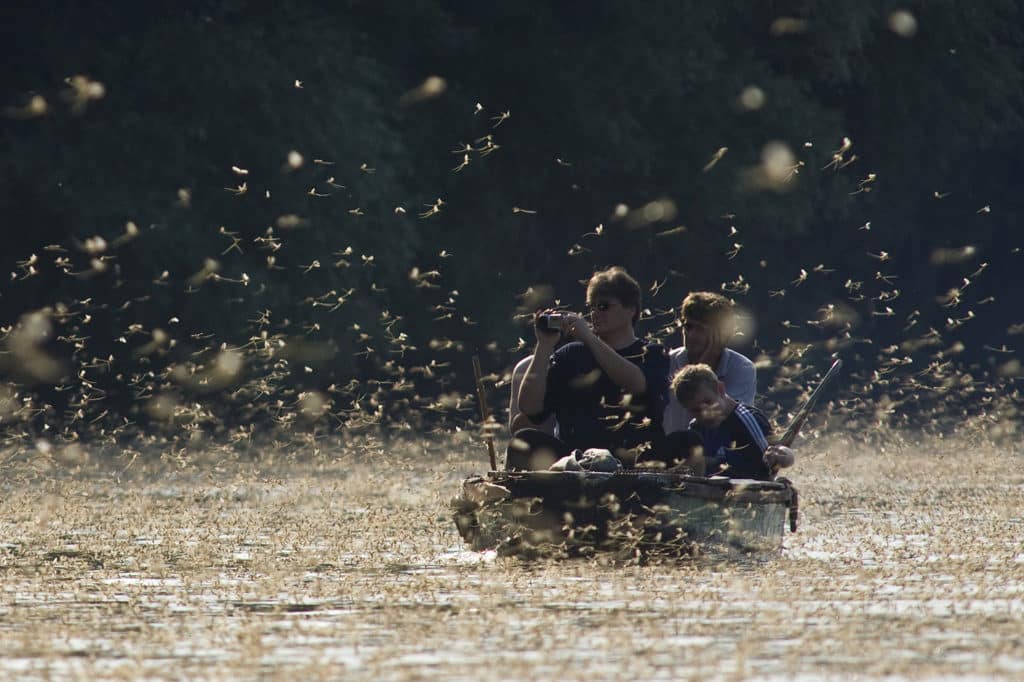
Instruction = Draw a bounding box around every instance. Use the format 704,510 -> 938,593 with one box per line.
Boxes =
670,363 -> 793,480
663,291 -> 756,435
508,353 -> 556,436
642,291 -> 755,469
509,266 -> 669,470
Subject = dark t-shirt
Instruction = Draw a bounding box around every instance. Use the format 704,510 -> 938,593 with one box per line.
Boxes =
690,403 -> 773,480
530,339 -> 668,452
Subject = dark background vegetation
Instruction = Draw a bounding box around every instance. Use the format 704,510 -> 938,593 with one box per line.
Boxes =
0,0 -> 1021,445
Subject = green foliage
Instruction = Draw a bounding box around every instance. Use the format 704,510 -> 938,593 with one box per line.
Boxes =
0,0 -> 1021,437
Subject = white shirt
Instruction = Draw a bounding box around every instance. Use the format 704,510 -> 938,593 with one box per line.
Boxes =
662,347 -> 756,434
509,354 -> 556,435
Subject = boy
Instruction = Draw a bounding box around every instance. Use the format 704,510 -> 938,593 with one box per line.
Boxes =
671,363 -> 793,480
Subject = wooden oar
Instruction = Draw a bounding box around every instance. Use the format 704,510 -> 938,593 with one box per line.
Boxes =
471,355 -> 498,471
771,358 -> 842,532
775,358 -> 843,447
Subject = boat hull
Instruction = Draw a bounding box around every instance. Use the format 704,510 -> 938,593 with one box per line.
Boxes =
452,471 -> 796,557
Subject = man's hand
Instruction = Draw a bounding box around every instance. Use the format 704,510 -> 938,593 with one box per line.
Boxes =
520,313 -> 565,419
562,312 -> 592,341
692,321 -> 724,367
763,445 -> 795,475
536,311 -> 593,344
533,309 -> 564,349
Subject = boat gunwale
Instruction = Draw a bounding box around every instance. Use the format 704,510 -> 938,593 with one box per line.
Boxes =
481,470 -> 795,507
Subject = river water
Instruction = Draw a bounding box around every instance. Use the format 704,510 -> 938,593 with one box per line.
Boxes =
1,434 -> 1022,680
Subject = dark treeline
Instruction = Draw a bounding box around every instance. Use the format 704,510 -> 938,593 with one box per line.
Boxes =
0,1 -> 1022,443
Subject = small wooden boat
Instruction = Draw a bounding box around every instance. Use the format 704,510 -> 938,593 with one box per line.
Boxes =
456,358 -> 836,558
452,470 -> 798,558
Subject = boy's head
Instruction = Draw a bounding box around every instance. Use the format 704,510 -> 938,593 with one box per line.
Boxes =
586,266 -> 642,328
671,363 -> 730,427
679,292 -> 735,357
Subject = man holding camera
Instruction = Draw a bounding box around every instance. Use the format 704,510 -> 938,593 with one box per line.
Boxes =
509,267 -> 669,470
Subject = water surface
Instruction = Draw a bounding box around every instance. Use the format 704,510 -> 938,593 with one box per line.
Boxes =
1,435 -> 1021,680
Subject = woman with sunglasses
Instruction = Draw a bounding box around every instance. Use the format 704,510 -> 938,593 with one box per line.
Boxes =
508,267 -> 669,470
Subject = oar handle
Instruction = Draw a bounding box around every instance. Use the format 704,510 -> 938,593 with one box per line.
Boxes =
775,358 -> 843,447
472,355 -> 498,470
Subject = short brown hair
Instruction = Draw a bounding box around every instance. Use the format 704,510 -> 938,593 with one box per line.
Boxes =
671,363 -> 720,404
587,266 -> 641,324
681,291 -> 735,336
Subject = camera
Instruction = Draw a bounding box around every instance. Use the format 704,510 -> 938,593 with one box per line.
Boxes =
536,313 -> 564,332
